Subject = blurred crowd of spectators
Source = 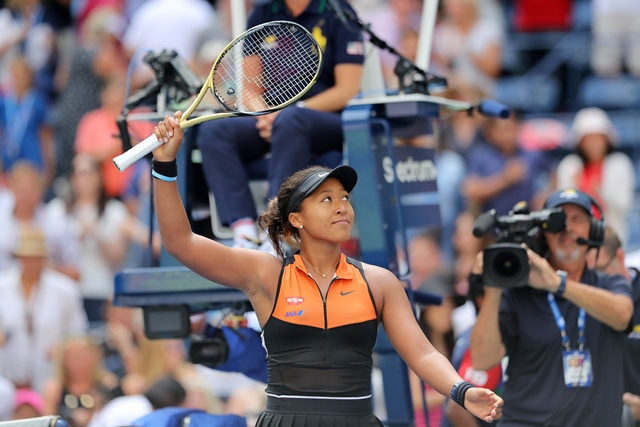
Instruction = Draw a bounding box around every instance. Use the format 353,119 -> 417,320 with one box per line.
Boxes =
0,0 -> 638,425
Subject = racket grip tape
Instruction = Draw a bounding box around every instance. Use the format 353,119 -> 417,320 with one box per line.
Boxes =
113,133 -> 164,172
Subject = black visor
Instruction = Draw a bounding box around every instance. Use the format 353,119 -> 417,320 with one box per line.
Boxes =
285,165 -> 358,216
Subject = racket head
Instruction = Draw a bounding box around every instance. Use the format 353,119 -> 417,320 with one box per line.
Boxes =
180,21 -> 323,128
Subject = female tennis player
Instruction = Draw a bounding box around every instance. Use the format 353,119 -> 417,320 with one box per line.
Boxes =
150,111 -> 503,427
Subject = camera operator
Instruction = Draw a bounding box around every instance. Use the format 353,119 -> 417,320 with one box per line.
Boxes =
469,188 -> 633,427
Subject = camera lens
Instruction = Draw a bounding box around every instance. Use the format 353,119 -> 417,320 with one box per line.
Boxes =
492,249 -> 523,279
189,336 -> 229,367
483,243 -> 529,288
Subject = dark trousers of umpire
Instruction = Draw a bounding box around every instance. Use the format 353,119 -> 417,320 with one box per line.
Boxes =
197,105 -> 344,225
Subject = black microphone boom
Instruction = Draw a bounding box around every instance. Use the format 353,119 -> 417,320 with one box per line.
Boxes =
326,0 -> 351,29
576,237 -> 591,246
326,3 -> 447,94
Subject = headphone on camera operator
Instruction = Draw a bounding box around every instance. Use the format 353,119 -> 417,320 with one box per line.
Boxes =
543,188 -> 606,251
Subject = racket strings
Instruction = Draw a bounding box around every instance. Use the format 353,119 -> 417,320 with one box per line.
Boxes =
271,39 -> 317,101
213,23 -> 321,113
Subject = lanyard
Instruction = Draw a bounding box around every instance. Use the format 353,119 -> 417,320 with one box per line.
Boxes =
547,292 -> 585,352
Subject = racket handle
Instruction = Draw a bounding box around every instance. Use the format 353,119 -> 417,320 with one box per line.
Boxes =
113,133 -> 164,172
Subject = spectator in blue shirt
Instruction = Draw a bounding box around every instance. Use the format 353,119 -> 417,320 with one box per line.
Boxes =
462,112 -> 551,216
0,55 -> 55,188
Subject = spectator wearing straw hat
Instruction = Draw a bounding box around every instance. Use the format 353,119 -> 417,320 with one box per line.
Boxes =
0,227 -> 88,393
556,107 -> 635,244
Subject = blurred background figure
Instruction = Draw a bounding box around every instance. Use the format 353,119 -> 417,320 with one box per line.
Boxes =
587,226 -> 640,427
120,337 -> 213,400
556,107 -> 636,244
121,0 -> 215,84
0,226 -> 88,393
98,303 -> 141,388
87,375 -> 186,427
0,0 -> 57,94
52,6 -> 125,180
0,376 -> 16,421
0,161 -> 81,279
406,228 -> 456,427
74,77 -> 154,200
45,153 -> 153,322
439,89 -> 486,154
432,0 -> 503,96
450,211 -> 486,335
356,0 -> 423,90
462,113 -> 552,217
408,228 -> 455,359
224,384 -> 267,427
12,388 -> 44,420
42,336 -> 120,427
0,55 -> 55,187
591,0 -> 640,77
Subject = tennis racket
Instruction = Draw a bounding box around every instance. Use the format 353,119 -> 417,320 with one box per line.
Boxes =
113,20 -> 323,172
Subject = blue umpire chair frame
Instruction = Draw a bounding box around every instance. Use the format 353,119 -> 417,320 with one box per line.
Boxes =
113,93 -> 445,427
344,93 -> 444,426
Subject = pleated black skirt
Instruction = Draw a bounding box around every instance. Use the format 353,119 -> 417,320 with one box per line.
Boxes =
255,396 -> 384,427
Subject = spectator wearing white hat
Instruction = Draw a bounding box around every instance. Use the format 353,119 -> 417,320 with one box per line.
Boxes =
556,107 -> 635,244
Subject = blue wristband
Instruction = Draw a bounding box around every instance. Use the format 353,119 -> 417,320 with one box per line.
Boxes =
152,169 -> 177,182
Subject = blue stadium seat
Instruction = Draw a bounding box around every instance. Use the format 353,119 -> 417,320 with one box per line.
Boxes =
578,75 -> 640,110
607,110 -> 640,147
571,0 -> 592,31
497,76 -> 561,113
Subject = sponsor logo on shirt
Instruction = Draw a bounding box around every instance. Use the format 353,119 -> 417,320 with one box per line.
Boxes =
285,310 -> 305,317
286,296 -> 304,305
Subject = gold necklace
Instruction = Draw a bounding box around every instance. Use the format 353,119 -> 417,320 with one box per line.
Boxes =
299,254 -> 340,278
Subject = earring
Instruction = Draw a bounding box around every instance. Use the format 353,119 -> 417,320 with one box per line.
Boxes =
299,225 -> 303,229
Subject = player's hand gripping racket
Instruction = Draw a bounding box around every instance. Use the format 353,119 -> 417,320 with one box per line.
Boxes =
113,21 -> 323,171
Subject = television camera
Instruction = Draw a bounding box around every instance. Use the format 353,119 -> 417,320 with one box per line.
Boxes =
114,267 -> 267,383
472,202 -> 567,288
